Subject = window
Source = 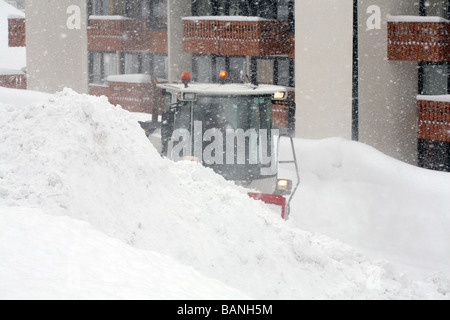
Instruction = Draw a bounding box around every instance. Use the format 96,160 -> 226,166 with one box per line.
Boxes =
142,53 -> 168,80
153,55 -> 168,79
229,57 -> 247,83
130,0 -> 168,30
192,55 -> 247,83
89,52 -> 118,84
275,58 -> 294,87
124,53 -> 141,74
423,0 -> 449,19
87,0 -> 109,16
420,63 -> 449,95
150,0 -> 168,30
192,55 -> 212,83
192,0 -> 294,20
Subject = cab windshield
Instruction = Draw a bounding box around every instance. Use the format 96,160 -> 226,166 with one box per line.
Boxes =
173,94 -> 274,181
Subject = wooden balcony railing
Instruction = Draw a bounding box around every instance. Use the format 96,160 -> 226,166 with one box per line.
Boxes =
8,17 -> 26,47
388,17 -> 450,62
88,16 -> 168,53
288,33 -> 295,59
0,71 -> 27,89
273,91 -> 295,128
89,75 -> 166,114
417,96 -> 450,142
183,17 -> 290,57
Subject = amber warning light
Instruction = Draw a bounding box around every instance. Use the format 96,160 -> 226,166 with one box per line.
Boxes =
181,71 -> 191,88
219,70 -> 228,84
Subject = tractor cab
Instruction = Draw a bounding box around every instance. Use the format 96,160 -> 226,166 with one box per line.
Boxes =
141,71 -> 299,219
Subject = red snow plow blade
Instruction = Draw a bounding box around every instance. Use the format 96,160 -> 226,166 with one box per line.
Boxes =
248,193 -> 286,219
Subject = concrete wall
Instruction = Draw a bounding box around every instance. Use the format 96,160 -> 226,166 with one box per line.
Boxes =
295,0 -> 422,165
358,0 -> 419,164
295,0 -> 354,140
167,0 -> 192,83
26,0 -> 88,94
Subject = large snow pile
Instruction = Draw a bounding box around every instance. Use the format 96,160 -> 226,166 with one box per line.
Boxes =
0,88 -> 449,299
0,0 -> 26,70
0,207 -> 249,300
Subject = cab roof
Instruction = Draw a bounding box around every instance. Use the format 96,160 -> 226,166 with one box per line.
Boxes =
157,83 -> 287,97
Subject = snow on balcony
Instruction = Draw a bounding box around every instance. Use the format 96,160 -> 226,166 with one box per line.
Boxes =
88,16 -> 167,53
417,95 -> 450,142
182,16 -> 291,57
0,68 -> 26,89
387,15 -> 450,62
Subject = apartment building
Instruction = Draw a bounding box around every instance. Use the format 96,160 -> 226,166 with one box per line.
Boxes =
6,0 -> 449,171
296,0 -> 449,171
7,0 -> 294,117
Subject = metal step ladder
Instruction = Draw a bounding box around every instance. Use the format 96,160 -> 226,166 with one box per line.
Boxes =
276,128 -> 300,220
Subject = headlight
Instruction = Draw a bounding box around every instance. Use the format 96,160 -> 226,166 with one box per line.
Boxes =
182,92 -> 197,101
182,156 -> 200,163
273,91 -> 286,100
276,179 -> 292,195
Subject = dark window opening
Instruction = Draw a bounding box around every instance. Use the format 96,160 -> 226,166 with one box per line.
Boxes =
124,0 -> 167,30
418,139 -> 450,172
89,51 -> 118,84
192,0 -> 294,24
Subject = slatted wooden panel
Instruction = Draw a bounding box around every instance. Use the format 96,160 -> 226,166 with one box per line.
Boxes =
108,82 -> 151,113
88,18 -> 168,53
8,18 -> 25,47
288,33 -> 295,59
0,74 -> 27,89
88,85 -> 110,98
272,91 -> 295,128
388,22 -> 450,62
418,99 -> 450,142
88,19 -> 126,51
89,80 -> 166,115
147,30 -> 168,54
183,19 -> 289,56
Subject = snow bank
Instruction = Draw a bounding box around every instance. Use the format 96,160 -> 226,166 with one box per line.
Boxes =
0,88 -> 448,299
0,0 -> 26,70
0,207 -> 249,300
280,138 -> 450,276
0,86 -> 49,107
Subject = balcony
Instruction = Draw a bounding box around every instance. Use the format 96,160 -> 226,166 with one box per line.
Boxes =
387,16 -> 450,62
8,16 -> 26,47
183,16 -> 291,57
88,16 -> 168,53
417,96 -> 450,142
0,69 -> 27,89
89,75 -> 166,114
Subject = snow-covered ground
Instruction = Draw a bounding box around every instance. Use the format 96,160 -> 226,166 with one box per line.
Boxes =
0,0 -> 26,71
279,138 -> 450,279
0,0 -> 449,298
0,87 -> 449,299
0,206 -> 249,300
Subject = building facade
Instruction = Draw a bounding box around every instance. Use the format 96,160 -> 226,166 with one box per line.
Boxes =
8,0 -> 295,119
295,0 -> 449,171
6,0 -> 449,171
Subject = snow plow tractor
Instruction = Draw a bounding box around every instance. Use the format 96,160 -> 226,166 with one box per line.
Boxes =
139,71 -> 299,219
